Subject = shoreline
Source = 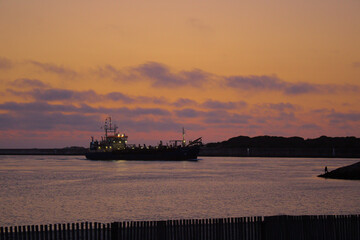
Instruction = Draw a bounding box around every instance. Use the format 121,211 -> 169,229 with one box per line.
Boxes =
0,148 -> 87,156
0,147 -> 360,158
2,135 -> 360,158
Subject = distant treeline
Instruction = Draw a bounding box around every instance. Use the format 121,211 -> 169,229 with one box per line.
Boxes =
205,135 -> 360,148
201,136 -> 360,158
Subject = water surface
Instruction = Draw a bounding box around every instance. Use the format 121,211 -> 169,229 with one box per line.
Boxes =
0,156 -> 359,226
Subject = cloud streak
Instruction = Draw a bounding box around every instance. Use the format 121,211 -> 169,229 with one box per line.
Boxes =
226,75 -> 360,95
174,108 -> 252,125
0,112 -> 99,131
203,110 -> 252,124
0,101 -> 171,117
6,83 -> 249,110
0,57 -> 13,70
172,98 -> 198,107
95,62 -> 360,95
353,62 -> 360,68
95,64 -> 135,81
96,62 -> 211,88
201,99 -> 247,109
15,59 -> 355,95
0,101 -> 253,132
28,60 -> 77,78
0,101 -> 189,133
134,62 -> 210,87
175,108 -> 204,118
258,102 -> 298,111
7,88 -> 98,102
328,112 -> 360,124
6,86 -> 167,105
10,78 -> 50,88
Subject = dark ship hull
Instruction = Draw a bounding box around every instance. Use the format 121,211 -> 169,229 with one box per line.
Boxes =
85,145 -> 200,161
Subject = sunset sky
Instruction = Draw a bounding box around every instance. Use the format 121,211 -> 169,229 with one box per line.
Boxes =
1,0 -> 360,148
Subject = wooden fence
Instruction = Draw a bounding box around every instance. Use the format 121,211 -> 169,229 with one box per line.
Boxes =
1,215 -> 359,240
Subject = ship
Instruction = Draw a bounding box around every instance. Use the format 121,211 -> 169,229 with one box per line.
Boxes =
85,117 -> 202,161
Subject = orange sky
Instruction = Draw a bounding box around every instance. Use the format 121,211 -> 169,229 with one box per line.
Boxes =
1,0 -> 360,147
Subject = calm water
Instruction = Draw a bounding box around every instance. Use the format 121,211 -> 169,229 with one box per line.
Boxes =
0,156 -> 359,226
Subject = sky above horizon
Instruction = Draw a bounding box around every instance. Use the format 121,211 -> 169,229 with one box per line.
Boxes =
1,0 -> 360,148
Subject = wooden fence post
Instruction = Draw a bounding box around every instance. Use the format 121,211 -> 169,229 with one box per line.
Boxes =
17,226 -> 21,240
22,225 -> 26,240
39,225 -> 43,240
49,224 -> 52,240
106,223 -> 110,240
26,226 -> 31,240
0,227 -> 4,240
139,221 -> 144,240
93,223 -> 97,240
53,224 -> 57,240
35,225 -> 40,240
89,223 -> 93,240
110,222 -> 116,240
85,222 -> 88,240
95,222 -> 99,240
101,224 -> 104,240
44,225 -> 48,240
14,226 -> 18,240
156,221 -> 165,240
71,223 -> 74,240
5,227 -> 8,240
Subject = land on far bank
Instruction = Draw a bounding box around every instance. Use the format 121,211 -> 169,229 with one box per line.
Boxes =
200,135 -> 360,158
0,146 -> 87,155
1,135 -> 360,158
318,161 -> 360,180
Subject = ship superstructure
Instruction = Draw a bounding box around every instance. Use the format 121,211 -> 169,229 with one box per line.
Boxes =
86,117 -> 202,161
90,117 -> 128,151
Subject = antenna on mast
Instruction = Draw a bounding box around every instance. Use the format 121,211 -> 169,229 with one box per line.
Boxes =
109,117 -> 112,132
182,127 -> 186,147
104,116 -> 112,138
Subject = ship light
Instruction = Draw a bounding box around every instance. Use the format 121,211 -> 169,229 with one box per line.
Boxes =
121,134 -> 124,137
118,134 -> 120,137
125,141 -> 127,143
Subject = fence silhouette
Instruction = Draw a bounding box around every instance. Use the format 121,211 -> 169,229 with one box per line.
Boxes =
1,215 -> 359,240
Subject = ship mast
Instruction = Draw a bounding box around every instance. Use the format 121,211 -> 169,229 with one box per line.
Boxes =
182,127 -> 186,147
104,116 -> 119,138
104,117 -> 108,138
104,117 -> 113,138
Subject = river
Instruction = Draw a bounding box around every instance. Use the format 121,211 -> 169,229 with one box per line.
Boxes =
0,156 -> 359,226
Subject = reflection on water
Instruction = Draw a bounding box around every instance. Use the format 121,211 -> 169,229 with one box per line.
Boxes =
0,156 -> 359,226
